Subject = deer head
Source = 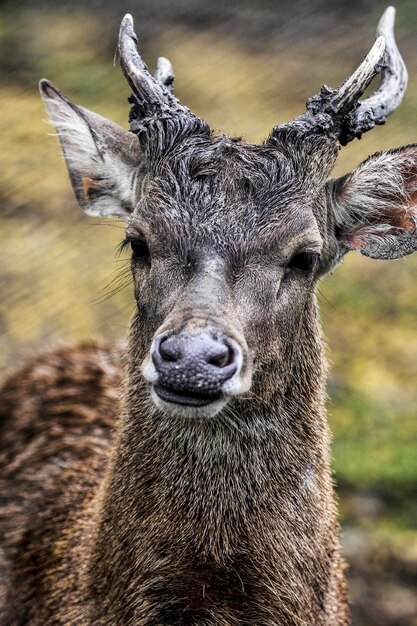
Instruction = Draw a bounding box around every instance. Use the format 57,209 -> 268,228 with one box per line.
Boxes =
40,7 -> 417,420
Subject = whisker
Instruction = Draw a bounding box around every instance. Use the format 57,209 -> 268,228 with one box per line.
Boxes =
87,221 -> 126,230
101,271 -> 132,292
89,261 -> 133,305
113,42 -> 119,68
91,279 -> 133,305
113,258 -> 131,264
317,288 -> 336,310
98,264 -> 131,288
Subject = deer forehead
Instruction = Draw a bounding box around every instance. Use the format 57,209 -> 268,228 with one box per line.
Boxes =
129,140 -> 323,254
130,199 -> 322,261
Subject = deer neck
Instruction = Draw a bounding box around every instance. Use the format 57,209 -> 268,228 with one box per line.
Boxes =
86,303 -> 341,624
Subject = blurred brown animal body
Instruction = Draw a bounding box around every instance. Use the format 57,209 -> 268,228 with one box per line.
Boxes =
1,8 -> 416,626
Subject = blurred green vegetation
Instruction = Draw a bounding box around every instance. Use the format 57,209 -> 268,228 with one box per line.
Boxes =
0,2 -> 416,622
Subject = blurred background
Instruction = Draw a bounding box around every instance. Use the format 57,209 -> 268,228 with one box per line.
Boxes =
0,0 -> 416,623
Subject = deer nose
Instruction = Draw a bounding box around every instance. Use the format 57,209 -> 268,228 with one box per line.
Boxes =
151,332 -> 239,406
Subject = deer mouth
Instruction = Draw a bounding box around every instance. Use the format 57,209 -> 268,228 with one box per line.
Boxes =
142,329 -> 252,417
153,384 -> 222,407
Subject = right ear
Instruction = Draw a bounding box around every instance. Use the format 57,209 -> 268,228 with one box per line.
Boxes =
39,79 -> 144,219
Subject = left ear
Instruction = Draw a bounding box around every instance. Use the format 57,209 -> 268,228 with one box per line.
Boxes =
40,79 -> 144,219
327,146 -> 417,260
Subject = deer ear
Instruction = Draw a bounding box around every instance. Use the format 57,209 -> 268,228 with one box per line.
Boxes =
39,79 -> 144,219
327,146 -> 417,260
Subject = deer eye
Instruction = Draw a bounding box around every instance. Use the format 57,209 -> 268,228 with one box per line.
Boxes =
285,252 -> 319,275
130,239 -> 150,259
118,236 -> 150,261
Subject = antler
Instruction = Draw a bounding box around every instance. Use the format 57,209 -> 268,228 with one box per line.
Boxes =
154,57 -> 175,94
276,6 -> 407,146
118,14 -> 190,132
353,7 -> 408,137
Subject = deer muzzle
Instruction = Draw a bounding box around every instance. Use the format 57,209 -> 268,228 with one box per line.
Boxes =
142,327 -> 251,417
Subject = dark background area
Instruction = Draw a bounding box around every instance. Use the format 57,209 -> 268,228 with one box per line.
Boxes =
0,1 -> 416,623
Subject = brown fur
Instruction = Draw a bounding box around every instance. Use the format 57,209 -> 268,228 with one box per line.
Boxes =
2,12 -> 417,625
1,328 -> 351,625
0,343 -> 122,623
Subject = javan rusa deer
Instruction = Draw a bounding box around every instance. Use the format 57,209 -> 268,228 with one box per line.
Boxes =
0,6 -> 415,625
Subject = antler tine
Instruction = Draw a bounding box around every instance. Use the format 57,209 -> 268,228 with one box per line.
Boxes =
118,14 -> 201,140
276,6 -> 408,147
118,14 -> 165,106
332,36 -> 386,111
118,14 -> 188,121
355,6 -> 408,130
154,57 -> 175,94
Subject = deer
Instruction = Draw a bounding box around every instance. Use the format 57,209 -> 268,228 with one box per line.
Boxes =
0,6 -> 415,625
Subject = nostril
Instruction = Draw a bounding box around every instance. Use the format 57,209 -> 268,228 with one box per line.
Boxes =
207,344 -> 234,368
152,332 -> 240,388
158,337 -> 181,362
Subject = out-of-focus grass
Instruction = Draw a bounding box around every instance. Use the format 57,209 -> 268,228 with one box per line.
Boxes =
322,254 -> 417,493
0,5 -> 416,532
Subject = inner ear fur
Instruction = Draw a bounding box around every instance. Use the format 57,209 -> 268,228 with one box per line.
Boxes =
40,79 -> 144,219
327,145 -> 417,260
